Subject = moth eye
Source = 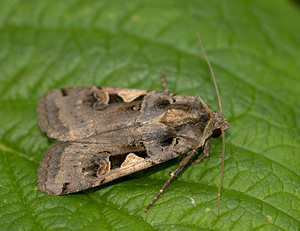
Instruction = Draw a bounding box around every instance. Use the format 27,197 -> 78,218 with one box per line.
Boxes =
212,128 -> 221,138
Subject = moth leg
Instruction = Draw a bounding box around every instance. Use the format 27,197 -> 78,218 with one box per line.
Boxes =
161,71 -> 170,93
144,149 -> 198,212
193,139 -> 210,164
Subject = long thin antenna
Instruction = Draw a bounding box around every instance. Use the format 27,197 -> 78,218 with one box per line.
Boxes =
196,30 -> 225,216
196,31 -> 222,113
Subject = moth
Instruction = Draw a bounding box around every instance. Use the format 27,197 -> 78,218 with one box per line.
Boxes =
37,32 -> 230,214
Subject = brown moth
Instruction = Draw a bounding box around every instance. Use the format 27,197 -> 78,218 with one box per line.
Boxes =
37,33 -> 230,214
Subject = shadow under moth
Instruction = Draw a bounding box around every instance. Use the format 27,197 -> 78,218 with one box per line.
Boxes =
37,33 -> 230,214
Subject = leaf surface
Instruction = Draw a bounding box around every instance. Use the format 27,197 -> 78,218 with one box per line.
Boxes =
0,0 -> 299,230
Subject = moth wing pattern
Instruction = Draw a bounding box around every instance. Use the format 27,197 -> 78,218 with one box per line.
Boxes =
37,86 -> 148,141
38,141 -> 154,195
37,86 -> 218,195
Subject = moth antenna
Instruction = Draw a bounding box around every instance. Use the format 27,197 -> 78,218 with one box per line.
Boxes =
196,30 -> 222,113
196,30 -> 225,216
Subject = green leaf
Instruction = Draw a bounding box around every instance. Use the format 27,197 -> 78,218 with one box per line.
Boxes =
0,0 -> 299,230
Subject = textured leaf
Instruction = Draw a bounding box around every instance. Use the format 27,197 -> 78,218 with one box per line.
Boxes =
0,0 -> 299,230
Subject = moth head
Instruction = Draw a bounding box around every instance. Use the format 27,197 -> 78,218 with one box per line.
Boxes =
212,112 -> 230,138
